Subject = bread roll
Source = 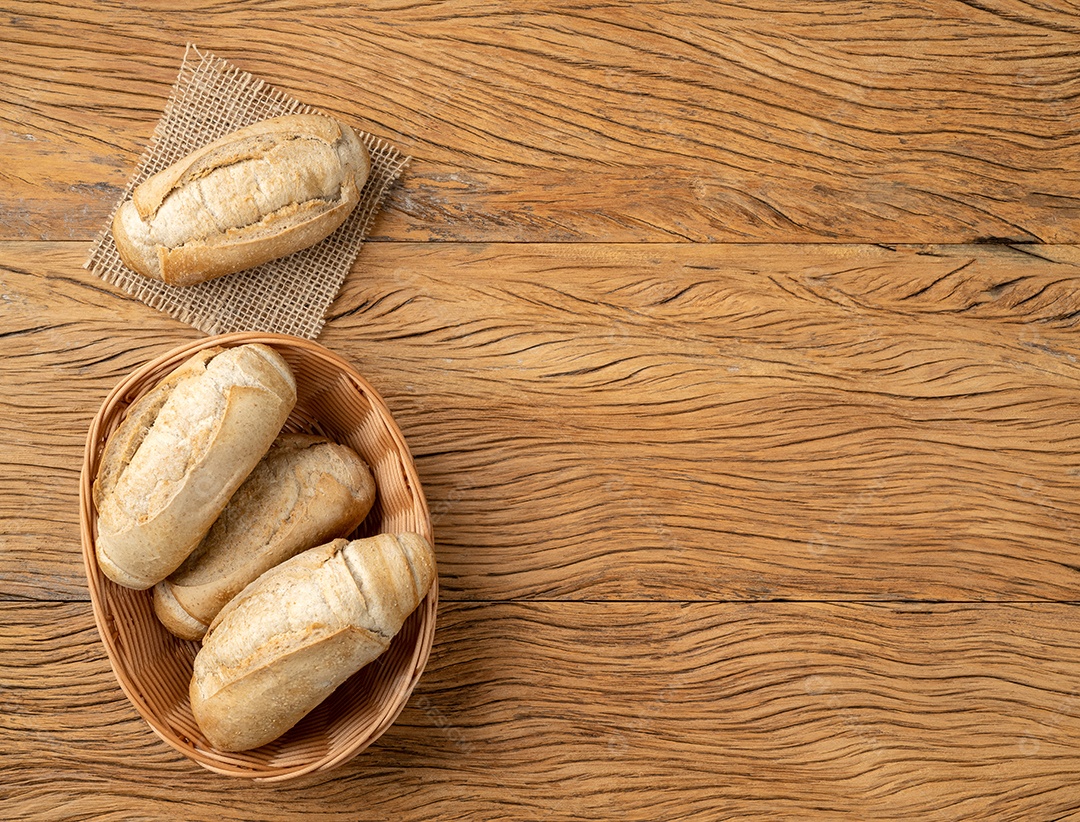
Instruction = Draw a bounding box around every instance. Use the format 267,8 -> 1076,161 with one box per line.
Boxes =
190,533 -> 436,752
153,433 -> 376,640
111,114 -> 370,286
93,344 -> 297,590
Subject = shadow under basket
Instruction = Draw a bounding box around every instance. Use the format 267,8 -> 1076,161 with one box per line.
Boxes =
78,332 -> 437,781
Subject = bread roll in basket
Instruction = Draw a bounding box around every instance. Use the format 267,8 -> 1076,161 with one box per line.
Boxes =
79,332 -> 437,780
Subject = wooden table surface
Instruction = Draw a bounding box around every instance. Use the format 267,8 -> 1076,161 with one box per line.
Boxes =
5,2 -> 1080,819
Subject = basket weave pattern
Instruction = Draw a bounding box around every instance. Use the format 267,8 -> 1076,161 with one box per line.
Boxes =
79,333 -> 437,780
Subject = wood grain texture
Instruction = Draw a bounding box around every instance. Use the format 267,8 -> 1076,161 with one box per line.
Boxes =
5,600 -> 1080,820
3,241 -> 1080,602
324,240 -> 1080,602
5,3 -> 1080,814
3,0 -> 1080,243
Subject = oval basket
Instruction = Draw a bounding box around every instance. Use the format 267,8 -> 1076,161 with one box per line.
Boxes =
78,332 -> 437,781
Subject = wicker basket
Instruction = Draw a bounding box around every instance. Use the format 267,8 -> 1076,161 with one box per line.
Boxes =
79,332 -> 437,781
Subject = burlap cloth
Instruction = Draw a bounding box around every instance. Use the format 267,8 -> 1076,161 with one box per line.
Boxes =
85,44 -> 409,339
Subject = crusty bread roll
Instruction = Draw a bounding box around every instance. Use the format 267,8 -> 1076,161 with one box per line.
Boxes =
93,344 -> 297,590
190,533 -> 436,752
153,433 -> 376,640
111,114 -> 370,286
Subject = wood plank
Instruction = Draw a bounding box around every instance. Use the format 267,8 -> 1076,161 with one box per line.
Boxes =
4,241 -> 1080,602
5,600 -> 1080,819
324,241 -> 1080,602
3,1 -> 1080,243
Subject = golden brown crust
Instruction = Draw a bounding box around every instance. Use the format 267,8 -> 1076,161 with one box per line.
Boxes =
158,196 -> 356,286
131,115 -> 346,218
93,348 -> 220,511
111,114 -> 370,286
152,433 -> 376,640
190,533 -> 436,751
93,344 -> 297,590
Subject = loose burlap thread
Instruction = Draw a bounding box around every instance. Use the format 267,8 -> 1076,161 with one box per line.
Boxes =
85,44 -> 409,339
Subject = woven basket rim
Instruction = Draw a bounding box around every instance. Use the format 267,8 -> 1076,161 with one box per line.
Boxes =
79,331 -> 437,781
